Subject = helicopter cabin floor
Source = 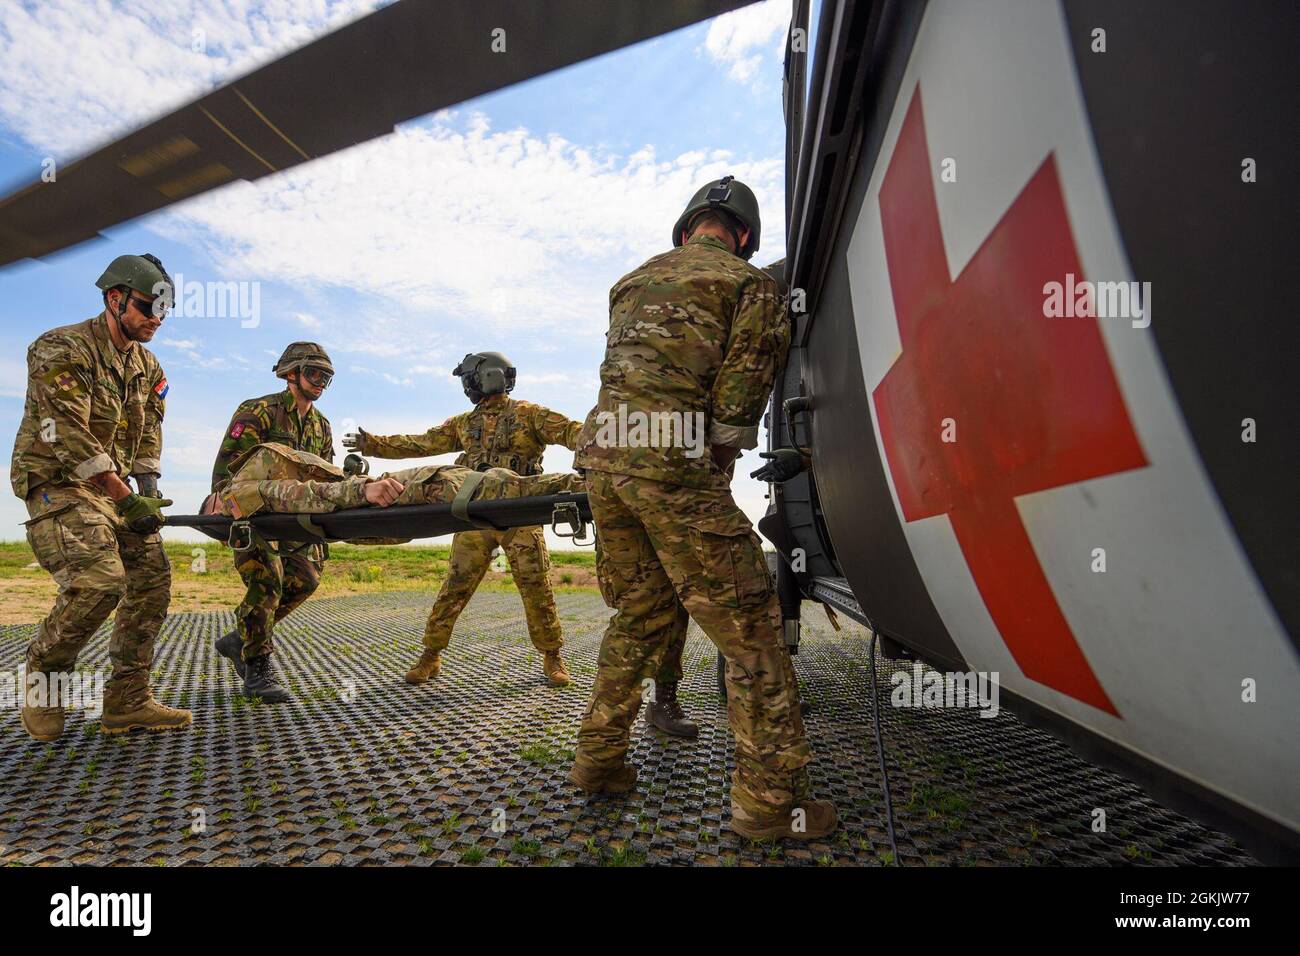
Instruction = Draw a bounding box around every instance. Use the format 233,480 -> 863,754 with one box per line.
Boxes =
0,592 -> 1255,866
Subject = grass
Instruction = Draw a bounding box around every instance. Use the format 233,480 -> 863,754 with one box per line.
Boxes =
518,742 -> 576,765
0,540 -> 599,623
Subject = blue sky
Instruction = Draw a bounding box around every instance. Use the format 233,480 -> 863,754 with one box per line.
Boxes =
0,0 -> 805,546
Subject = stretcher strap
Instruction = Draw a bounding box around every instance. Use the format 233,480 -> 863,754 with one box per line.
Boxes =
451,471 -> 496,531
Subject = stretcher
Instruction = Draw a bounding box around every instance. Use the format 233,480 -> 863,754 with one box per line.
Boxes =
167,492 -> 594,550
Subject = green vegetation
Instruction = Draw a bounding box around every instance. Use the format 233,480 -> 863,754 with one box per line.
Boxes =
0,540 -> 598,623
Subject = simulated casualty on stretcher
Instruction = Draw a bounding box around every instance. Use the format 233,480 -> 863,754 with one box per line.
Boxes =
168,443 -> 591,547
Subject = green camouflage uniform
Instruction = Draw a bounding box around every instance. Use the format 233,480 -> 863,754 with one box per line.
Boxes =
216,442 -> 582,515
573,234 -> 807,823
211,390 -> 333,660
362,395 -> 586,655
11,313 -> 171,713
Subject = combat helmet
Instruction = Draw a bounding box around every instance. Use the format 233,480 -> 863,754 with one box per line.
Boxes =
273,342 -> 335,379
95,254 -> 174,313
672,175 -> 761,260
453,352 -> 516,404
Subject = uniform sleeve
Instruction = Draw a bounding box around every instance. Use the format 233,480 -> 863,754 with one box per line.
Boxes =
708,276 -> 790,449
529,405 -> 584,451
27,334 -> 114,480
363,416 -> 462,458
320,418 -> 335,465
132,361 -> 166,476
210,403 -> 268,491
248,477 -> 369,514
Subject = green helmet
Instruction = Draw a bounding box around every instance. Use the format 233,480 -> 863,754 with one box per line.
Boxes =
273,341 -> 334,379
672,175 -> 761,260
95,253 -> 174,302
453,351 -> 516,404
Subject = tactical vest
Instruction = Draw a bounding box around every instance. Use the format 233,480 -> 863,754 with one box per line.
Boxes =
456,402 -> 543,476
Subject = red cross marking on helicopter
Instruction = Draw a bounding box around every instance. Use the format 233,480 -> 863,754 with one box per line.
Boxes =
872,87 -> 1148,715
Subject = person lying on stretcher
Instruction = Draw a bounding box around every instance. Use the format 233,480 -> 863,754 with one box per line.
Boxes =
203,442 -> 584,519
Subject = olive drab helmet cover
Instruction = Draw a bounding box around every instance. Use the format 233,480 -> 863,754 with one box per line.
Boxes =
273,341 -> 335,379
671,175 -> 762,260
95,253 -> 175,314
454,351 -> 516,404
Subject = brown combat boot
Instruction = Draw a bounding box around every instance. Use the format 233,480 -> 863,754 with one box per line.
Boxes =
19,667 -> 64,741
20,704 -> 64,742
729,800 -> 838,841
568,762 -> 638,795
647,681 -> 698,738
405,649 -> 442,684
100,696 -> 193,735
542,651 -> 571,687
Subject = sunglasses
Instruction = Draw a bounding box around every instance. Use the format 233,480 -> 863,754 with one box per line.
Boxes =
127,293 -> 169,319
301,367 -> 333,388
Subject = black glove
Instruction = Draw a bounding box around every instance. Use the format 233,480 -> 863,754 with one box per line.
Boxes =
132,473 -> 162,497
749,449 -> 808,483
342,429 -> 368,453
116,493 -> 173,534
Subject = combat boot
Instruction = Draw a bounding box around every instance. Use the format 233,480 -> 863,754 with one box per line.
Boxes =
243,654 -> 291,703
405,649 -> 442,684
100,697 -> 193,735
19,667 -> 65,741
729,800 -> 838,841
542,651 -> 571,687
215,630 -> 246,679
647,681 -> 698,738
20,704 -> 64,742
568,763 -> 638,795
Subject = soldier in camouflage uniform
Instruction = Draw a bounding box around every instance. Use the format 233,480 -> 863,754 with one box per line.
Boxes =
570,177 -> 836,840
11,254 -> 191,741
210,343 -> 335,703
343,352 -> 584,687
213,442 -> 584,517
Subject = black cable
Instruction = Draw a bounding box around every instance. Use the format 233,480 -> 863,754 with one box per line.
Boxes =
867,624 -> 901,866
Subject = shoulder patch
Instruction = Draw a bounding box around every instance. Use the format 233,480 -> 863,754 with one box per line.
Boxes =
153,377 -> 169,399
41,365 -> 84,396
229,421 -> 247,439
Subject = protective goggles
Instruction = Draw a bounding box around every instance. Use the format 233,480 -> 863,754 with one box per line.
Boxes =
301,366 -> 333,388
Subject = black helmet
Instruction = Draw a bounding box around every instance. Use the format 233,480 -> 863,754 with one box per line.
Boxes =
672,175 -> 761,260
454,351 -> 516,404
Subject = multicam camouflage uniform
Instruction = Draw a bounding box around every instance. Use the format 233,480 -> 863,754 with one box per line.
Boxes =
12,313 -> 172,714
211,390 -> 333,660
215,443 -> 583,516
361,395 -> 583,657
573,233 -> 810,824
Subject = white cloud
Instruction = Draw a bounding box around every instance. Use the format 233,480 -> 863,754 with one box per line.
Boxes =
155,112 -> 784,343
0,1 -> 387,158
702,0 -> 790,84
293,312 -> 321,330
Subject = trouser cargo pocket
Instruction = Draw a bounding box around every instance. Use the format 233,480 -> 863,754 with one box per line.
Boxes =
686,511 -> 772,608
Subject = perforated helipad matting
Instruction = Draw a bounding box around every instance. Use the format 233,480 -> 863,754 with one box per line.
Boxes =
0,592 -> 1255,866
